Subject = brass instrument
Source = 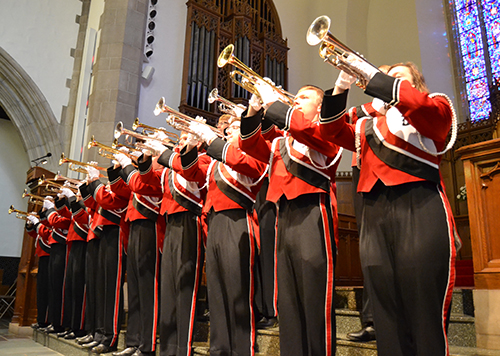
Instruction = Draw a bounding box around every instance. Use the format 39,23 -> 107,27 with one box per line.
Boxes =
8,205 -> 39,220
88,135 -> 140,160
154,97 -> 224,138
38,176 -> 78,194
132,118 -> 179,143
208,88 -> 247,116
217,44 -> 295,106
306,15 -> 379,89
22,189 -> 47,206
59,153 -> 107,174
113,122 -> 176,149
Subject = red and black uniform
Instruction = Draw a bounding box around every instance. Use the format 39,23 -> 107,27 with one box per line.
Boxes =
139,148 -> 206,356
26,221 -> 51,328
119,159 -> 164,356
320,73 -> 460,356
41,201 -> 71,332
181,138 -> 267,356
85,166 -> 130,350
240,105 -> 341,356
61,196 -> 90,337
79,184 -> 101,339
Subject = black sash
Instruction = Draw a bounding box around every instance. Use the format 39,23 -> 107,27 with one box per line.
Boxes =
98,207 -> 122,225
364,120 -> 440,184
279,139 -> 330,192
214,163 -> 255,211
168,170 -> 202,216
132,194 -> 159,222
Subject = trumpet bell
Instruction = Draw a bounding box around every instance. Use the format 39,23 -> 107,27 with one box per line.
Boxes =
217,44 -> 234,68
306,15 -> 331,46
114,122 -> 123,139
154,97 -> 166,116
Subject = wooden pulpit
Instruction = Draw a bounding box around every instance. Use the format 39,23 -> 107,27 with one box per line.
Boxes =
10,167 -> 55,329
457,138 -> 500,349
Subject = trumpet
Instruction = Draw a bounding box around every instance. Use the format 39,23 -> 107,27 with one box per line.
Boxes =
208,88 -> 247,116
38,176 -> 79,194
113,122 -> 176,149
217,44 -> 295,106
22,189 -> 48,206
306,15 -> 379,89
132,118 -> 179,143
88,135 -> 140,160
59,153 -> 107,175
8,205 -> 39,220
154,97 -> 224,138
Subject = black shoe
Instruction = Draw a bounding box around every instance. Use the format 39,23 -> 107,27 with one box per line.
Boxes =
44,325 -> 64,334
256,316 -> 278,329
31,322 -> 48,329
81,340 -> 99,349
64,332 -> 76,339
112,347 -> 137,356
347,325 -> 376,342
56,330 -> 70,337
77,334 -> 93,344
92,344 -> 117,353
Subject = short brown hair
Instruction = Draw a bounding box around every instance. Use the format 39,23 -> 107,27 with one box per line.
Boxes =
297,85 -> 324,105
388,62 -> 429,94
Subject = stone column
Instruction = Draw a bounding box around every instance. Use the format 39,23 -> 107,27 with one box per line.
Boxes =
86,0 -> 148,163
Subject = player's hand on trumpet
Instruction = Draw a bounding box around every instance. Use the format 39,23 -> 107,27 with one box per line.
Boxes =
189,121 -> 217,145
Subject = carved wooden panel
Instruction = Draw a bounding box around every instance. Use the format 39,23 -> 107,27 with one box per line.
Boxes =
457,138 -> 500,289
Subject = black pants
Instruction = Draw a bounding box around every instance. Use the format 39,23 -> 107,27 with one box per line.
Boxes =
85,238 -> 100,335
277,193 -> 337,356
126,219 -> 160,353
36,255 -> 50,325
352,167 -> 373,326
48,242 -> 67,329
254,179 -> 278,319
206,209 -> 256,356
160,212 -> 204,356
94,225 -> 126,348
360,181 -> 456,356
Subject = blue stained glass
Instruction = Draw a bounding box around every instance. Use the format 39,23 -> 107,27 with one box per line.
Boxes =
469,96 -> 492,121
488,42 -> 500,78
454,0 -> 475,12
457,5 -> 479,33
485,20 -> 500,47
466,78 -> 489,98
482,0 -> 499,22
460,27 -> 484,56
462,50 -> 487,81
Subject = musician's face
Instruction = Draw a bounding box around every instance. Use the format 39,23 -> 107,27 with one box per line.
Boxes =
388,66 -> 414,86
225,121 -> 241,146
293,88 -> 321,121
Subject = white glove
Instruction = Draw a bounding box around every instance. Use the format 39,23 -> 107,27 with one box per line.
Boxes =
254,78 -> 280,108
130,150 -> 143,158
61,187 -> 75,199
232,105 -> 246,118
86,163 -> 100,180
113,152 -> 132,167
27,214 -> 39,225
335,70 -> 357,90
248,93 -> 262,112
43,199 -> 55,210
189,122 -> 217,144
194,115 -> 206,123
185,133 -> 199,148
347,55 -> 379,82
144,139 -> 168,155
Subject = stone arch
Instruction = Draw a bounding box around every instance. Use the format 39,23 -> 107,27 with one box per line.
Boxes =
0,46 -> 62,172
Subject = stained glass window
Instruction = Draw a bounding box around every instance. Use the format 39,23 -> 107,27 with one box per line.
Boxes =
451,0 -> 500,121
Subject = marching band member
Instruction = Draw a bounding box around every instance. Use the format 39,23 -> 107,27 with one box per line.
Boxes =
111,148 -> 164,356
139,132 -> 207,356
38,196 -> 69,334
82,164 -> 130,354
184,117 -> 268,356
26,214 -> 51,330
240,83 -> 342,356
320,61 -> 459,356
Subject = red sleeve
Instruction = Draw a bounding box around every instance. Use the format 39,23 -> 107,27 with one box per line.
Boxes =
396,81 -> 452,143
92,183 -> 129,210
47,209 -> 71,229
